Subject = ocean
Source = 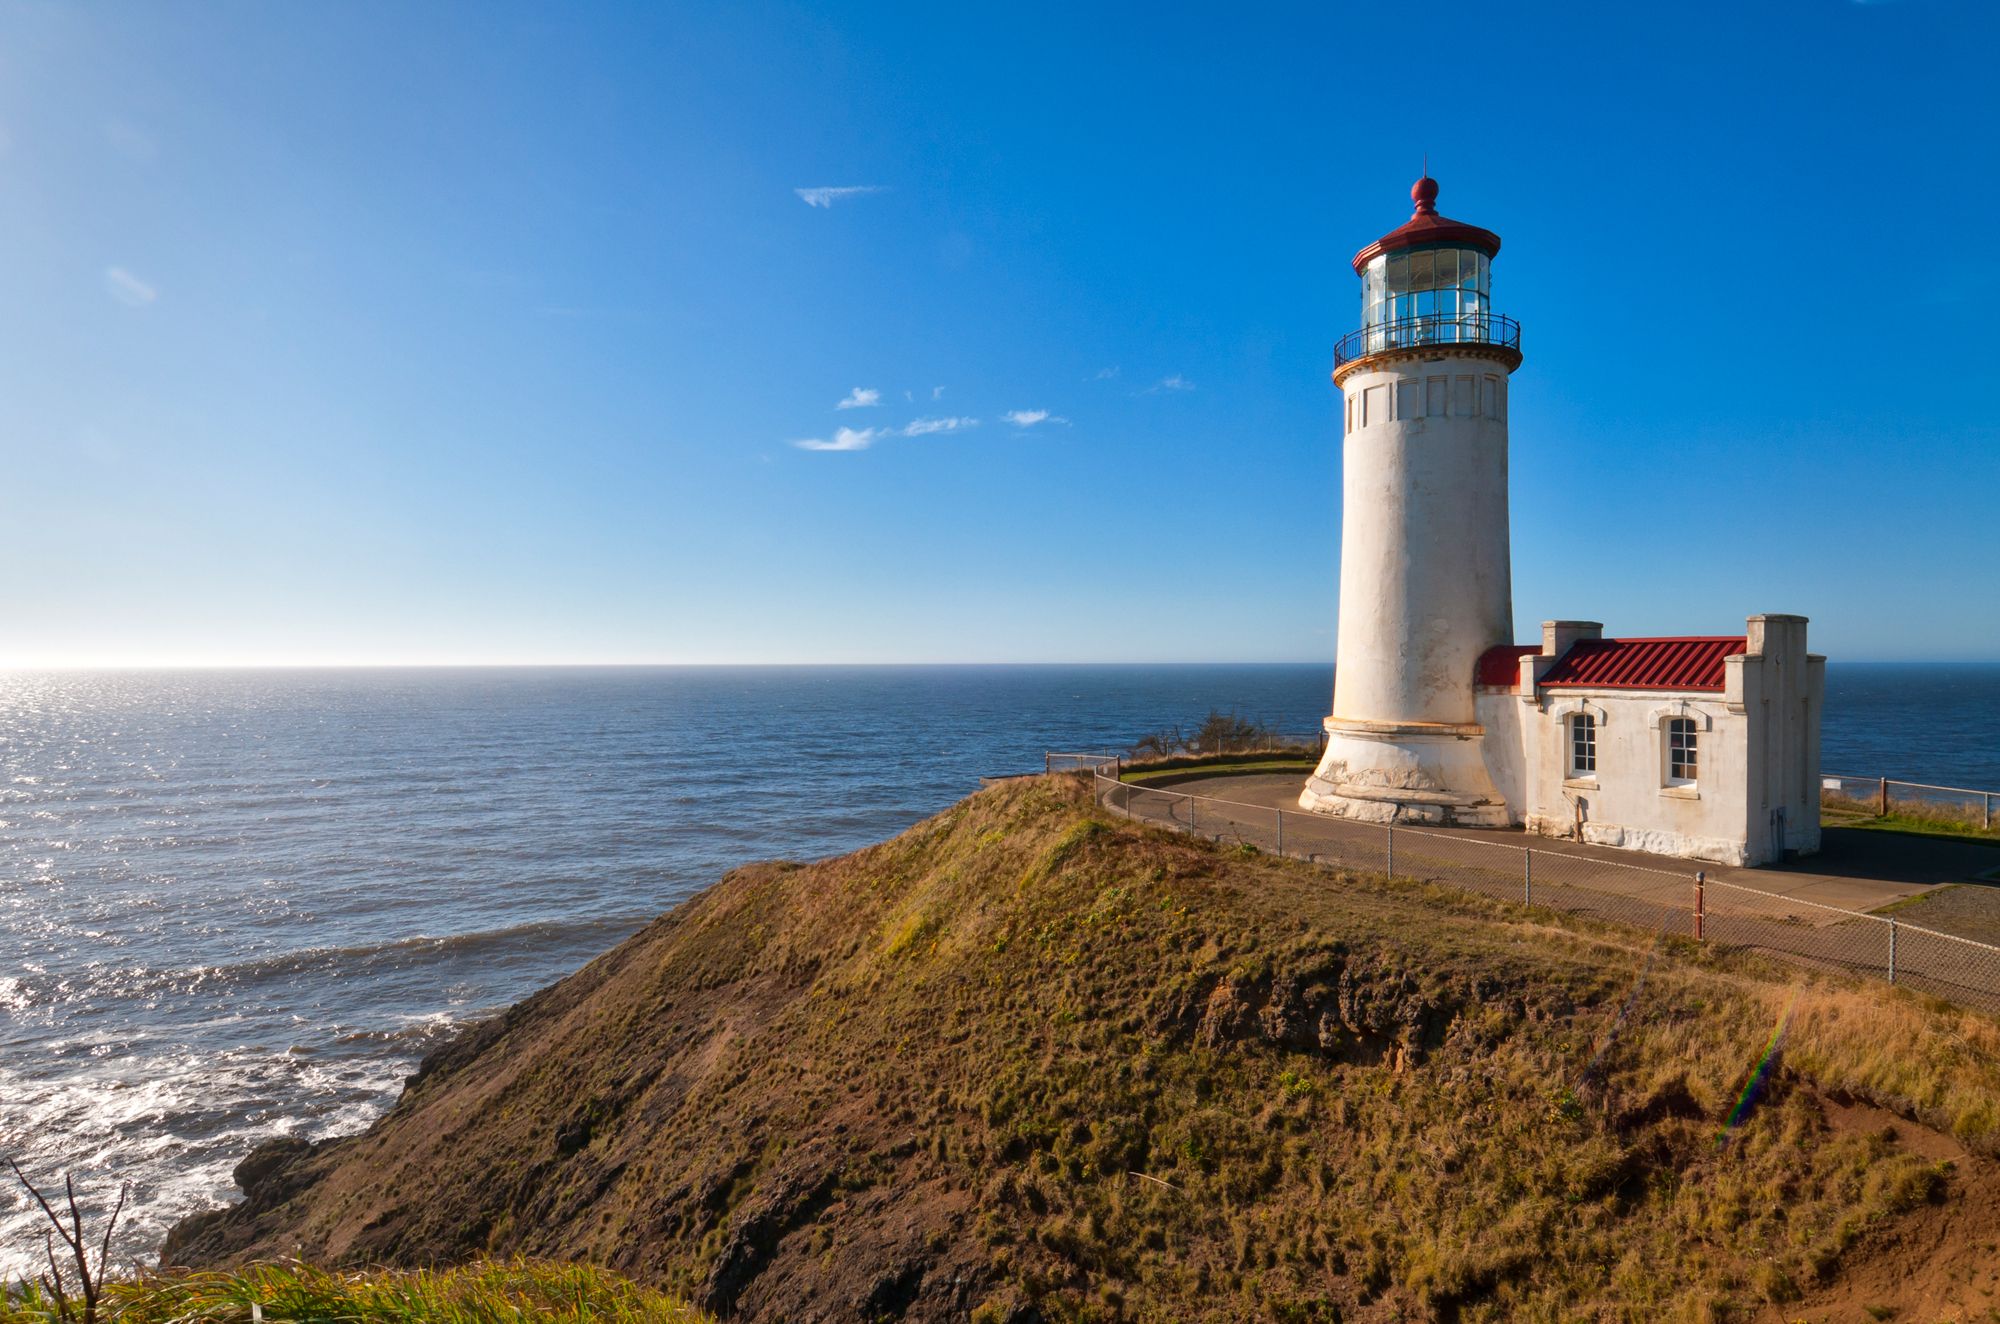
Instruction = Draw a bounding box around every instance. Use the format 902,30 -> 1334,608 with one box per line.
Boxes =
2,663 -> 1995,1274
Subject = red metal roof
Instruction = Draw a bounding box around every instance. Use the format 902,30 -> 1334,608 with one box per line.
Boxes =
1351,177 -> 1502,273
1474,644 -> 1538,688
1538,637 -> 1747,692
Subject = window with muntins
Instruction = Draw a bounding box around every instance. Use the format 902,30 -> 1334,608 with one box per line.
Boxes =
1569,714 -> 1596,776
1666,718 -> 1698,785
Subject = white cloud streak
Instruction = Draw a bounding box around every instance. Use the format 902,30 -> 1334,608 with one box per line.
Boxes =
1003,409 -> 1068,428
1156,374 -> 1194,392
792,416 -> 982,452
793,426 -> 882,452
835,387 -> 881,410
900,416 -> 978,436
795,185 -> 887,208
103,267 -> 158,307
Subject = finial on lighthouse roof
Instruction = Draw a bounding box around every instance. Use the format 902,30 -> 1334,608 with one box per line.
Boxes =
1350,173 -> 1502,274
1411,175 -> 1439,215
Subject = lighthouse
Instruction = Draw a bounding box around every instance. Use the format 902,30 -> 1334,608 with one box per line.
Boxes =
1298,175 -> 1824,865
1302,176 -> 1522,826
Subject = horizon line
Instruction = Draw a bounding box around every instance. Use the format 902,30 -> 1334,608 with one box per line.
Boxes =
2,657 -> 1990,673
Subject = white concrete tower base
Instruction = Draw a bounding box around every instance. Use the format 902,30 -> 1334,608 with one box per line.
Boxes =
1301,719 -> 1513,826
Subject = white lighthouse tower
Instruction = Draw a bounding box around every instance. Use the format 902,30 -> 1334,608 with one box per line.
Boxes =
1302,176 -> 1522,826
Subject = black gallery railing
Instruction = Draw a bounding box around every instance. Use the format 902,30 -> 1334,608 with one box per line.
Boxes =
1334,311 -> 1521,368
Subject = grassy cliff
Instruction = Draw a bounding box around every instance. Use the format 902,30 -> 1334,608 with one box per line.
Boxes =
2,1261 -> 709,1324
165,777 -> 2000,1323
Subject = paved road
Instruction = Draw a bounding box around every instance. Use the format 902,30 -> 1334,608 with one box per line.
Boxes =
1098,771 -> 2000,1012
1152,772 -> 2000,915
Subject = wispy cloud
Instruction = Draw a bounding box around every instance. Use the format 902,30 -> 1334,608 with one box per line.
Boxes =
103,267 -> 157,308
1091,366 -> 1120,381
931,385 -> 946,400
901,416 -> 978,436
793,426 -> 882,452
793,416 -> 984,453
1004,409 -> 1068,428
835,387 -> 881,410
1153,374 -> 1194,393
796,185 -> 887,209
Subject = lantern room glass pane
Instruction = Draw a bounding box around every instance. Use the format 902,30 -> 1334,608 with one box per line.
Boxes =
1352,247 -> 1501,351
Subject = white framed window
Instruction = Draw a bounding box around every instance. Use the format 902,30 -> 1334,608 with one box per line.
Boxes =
1568,714 -> 1597,776
1665,717 -> 1698,786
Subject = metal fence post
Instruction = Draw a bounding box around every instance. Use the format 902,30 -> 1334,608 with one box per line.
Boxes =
1879,776 -> 1889,817
1523,847 -> 1532,906
1693,871 -> 1705,941
1275,808 -> 1284,856
1986,793 -> 1993,832
1386,824 -> 1395,877
1888,919 -> 1897,984
1187,795 -> 1196,837
1044,752 -> 1051,775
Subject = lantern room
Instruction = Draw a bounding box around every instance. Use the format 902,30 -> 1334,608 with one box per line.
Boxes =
1336,176 -> 1517,366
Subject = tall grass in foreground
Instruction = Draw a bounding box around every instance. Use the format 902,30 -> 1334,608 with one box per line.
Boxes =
2,1262 -> 711,1324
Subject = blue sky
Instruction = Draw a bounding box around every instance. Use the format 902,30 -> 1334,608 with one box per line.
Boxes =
2,1 -> 1995,665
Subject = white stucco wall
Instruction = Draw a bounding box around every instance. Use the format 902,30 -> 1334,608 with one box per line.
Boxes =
1304,346 -> 1521,827
1519,691 -> 1753,865
1733,615 -> 1825,862
1329,349 -> 1515,728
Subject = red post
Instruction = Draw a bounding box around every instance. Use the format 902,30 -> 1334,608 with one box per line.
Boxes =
1693,871 -> 1705,941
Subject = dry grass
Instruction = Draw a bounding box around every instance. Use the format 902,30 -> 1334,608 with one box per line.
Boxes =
1,1260 -> 710,1324
1120,756 -> 1318,785
167,777 -> 2000,1323
1119,748 -> 1320,778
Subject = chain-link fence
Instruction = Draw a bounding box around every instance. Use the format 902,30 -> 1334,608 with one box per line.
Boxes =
1823,772 -> 1998,833
1057,764 -> 2000,1015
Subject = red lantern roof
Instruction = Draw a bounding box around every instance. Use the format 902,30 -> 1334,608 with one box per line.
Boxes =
1351,177 -> 1502,274
1539,637 -> 1748,692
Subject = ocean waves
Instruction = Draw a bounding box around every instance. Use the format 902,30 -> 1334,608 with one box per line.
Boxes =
0,663 -> 1340,1277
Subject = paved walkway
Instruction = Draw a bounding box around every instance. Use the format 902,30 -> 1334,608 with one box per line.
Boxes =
1096,771 -> 2000,1012
1137,773 -> 2000,917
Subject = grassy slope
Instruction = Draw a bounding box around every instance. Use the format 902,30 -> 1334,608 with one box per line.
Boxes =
2,1261 -> 710,1324
1822,795 -> 2000,847
165,777 -> 2000,1324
